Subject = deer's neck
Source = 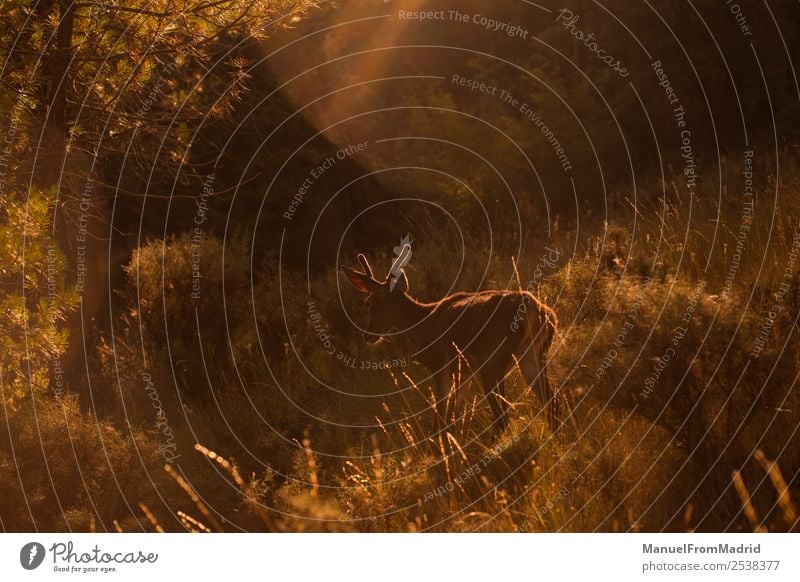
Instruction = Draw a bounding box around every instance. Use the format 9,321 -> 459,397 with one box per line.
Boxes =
394,294 -> 436,349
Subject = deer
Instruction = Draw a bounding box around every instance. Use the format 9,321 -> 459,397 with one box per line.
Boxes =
341,245 -> 561,435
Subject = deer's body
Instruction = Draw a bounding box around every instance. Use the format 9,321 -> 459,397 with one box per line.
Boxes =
342,250 -> 560,433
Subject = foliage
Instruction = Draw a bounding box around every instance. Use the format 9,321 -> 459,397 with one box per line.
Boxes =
0,393 -> 174,531
0,0 -> 313,183
1,0 -> 799,534
0,186 -> 77,401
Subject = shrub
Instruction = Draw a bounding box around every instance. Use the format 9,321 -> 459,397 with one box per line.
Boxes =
0,187 -> 78,401
0,394 -> 175,531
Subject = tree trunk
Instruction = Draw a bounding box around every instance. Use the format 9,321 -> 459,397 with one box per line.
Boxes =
38,0 -> 73,186
40,1 -> 111,403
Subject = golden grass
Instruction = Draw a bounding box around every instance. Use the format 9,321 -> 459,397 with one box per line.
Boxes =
164,463 -> 224,533
138,502 -> 165,533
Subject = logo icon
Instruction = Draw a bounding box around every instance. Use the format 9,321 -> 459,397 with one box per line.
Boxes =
389,234 -> 412,291
20,542 -> 46,570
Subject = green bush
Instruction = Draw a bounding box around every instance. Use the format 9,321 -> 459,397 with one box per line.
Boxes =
0,187 -> 78,401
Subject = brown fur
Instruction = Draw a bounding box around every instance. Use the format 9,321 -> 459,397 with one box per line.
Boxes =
342,251 -> 560,433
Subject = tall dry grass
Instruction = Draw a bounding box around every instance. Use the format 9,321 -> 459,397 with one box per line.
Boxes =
5,153 -> 799,532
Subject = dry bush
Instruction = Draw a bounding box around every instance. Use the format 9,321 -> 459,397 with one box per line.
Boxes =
0,394 -> 174,531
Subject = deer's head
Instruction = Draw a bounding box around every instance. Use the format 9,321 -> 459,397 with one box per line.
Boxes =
341,247 -> 411,344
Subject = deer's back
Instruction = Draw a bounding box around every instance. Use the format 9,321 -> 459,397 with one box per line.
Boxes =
417,289 -> 554,370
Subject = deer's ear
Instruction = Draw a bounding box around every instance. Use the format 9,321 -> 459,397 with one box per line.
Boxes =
342,265 -> 374,293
